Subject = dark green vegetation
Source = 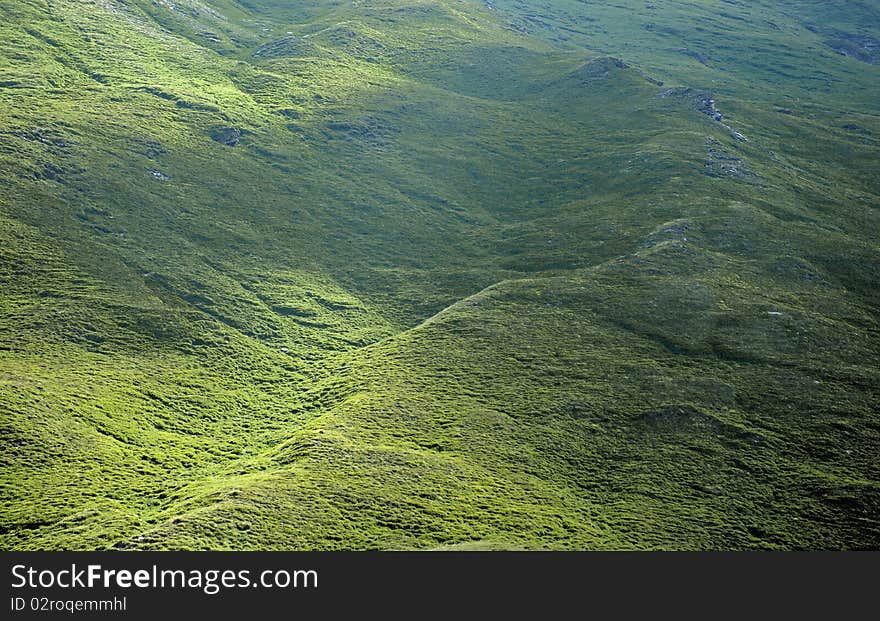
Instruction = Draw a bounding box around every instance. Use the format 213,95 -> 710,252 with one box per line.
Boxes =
1,0 -> 878,550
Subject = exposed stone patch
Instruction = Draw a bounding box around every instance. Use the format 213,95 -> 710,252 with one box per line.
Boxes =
704,139 -> 759,182
321,116 -> 398,149
680,48 -> 710,65
659,87 -> 723,121
825,31 -> 880,64
209,127 -> 241,146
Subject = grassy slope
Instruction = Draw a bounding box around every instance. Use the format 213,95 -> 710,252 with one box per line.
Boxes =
0,0 -> 878,549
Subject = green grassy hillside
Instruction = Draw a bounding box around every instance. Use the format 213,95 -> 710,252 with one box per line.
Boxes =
0,0 -> 878,549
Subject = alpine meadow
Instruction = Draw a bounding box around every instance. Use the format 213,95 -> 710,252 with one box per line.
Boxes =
1,0 -> 878,551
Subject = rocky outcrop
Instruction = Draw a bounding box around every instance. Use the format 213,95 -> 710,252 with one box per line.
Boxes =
321,116 -> 398,149
209,127 -> 241,147
825,31 -> 880,64
704,140 -> 759,182
659,87 -> 723,121
680,48 -> 710,65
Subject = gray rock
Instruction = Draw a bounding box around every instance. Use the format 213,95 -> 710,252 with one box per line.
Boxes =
680,48 -> 710,65
704,140 -> 759,182
658,87 -> 723,121
825,31 -> 880,64
209,127 -> 241,147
